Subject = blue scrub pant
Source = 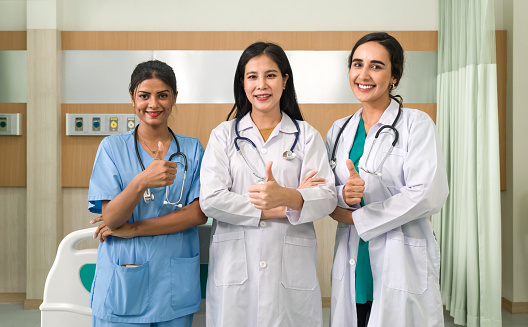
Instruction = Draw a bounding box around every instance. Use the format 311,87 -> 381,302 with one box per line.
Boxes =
93,314 -> 193,327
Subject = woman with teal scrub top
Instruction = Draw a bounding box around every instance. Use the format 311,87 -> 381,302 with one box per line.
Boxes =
88,60 -> 207,326
325,33 -> 448,326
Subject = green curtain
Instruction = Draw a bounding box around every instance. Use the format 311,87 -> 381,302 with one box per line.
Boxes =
432,0 -> 502,326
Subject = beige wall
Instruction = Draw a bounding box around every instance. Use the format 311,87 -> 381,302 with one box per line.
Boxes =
501,0 -> 528,304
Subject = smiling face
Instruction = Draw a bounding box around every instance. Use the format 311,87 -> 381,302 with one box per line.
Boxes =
131,78 -> 177,128
349,41 -> 397,109
243,55 -> 289,119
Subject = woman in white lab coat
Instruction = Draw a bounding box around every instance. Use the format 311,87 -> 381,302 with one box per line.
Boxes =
326,32 -> 449,327
200,42 -> 337,327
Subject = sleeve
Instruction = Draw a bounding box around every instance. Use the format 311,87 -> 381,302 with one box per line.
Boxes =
87,137 -> 123,214
286,126 -> 337,225
325,121 -> 360,211
353,117 -> 449,241
185,139 -> 204,204
199,126 -> 262,227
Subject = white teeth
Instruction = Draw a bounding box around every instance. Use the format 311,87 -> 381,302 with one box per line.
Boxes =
358,84 -> 374,89
256,95 -> 270,98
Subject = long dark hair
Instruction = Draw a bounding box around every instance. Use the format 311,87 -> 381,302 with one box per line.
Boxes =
348,32 -> 404,106
129,60 -> 177,98
227,42 -> 304,121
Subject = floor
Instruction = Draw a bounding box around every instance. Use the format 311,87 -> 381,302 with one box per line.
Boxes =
1,302 -> 527,327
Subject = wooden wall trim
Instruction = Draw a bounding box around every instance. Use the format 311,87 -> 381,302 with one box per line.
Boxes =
23,298 -> 42,310
61,31 -> 438,51
0,103 -> 27,186
0,293 -> 26,303
62,103 -> 435,187
0,31 -> 27,50
502,297 -> 528,314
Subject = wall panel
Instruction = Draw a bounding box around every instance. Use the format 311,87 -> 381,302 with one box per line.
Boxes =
0,103 -> 26,186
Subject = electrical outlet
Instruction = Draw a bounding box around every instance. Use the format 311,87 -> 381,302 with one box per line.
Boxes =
92,117 -> 101,131
75,117 -> 83,131
127,117 -> 136,131
109,117 -> 118,132
0,117 -> 7,132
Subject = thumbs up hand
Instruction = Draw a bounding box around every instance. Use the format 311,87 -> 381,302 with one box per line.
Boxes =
248,161 -> 284,210
342,159 -> 364,206
140,141 -> 177,189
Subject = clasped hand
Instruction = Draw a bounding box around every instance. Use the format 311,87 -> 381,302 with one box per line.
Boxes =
247,162 -> 284,210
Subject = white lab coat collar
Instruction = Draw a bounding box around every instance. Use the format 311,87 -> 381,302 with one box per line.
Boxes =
376,98 -> 400,126
237,111 -> 298,135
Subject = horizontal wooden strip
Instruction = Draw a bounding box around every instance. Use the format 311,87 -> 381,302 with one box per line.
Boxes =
23,298 -> 42,310
0,292 -> 26,303
61,31 -> 438,51
0,103 -> 27,187
62,103 -> 435,187
502,297 -> 528,314
0,31 -> 27,50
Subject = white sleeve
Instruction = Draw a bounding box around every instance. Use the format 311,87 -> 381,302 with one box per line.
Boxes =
353,117 -> 449,241
287,126 -> 337,225
325,122 -> 359,211
199,125 -> 261,227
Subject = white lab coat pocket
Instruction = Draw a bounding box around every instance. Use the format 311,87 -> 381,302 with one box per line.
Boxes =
170,254 -> 201,311
212,231 -> 248,286
331,227 -> 350,280
382,231 -> 427,294
281,235 -> 318,291
104,261 -> 150,316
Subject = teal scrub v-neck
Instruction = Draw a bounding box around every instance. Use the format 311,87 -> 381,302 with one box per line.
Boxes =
350,116 -> 373,304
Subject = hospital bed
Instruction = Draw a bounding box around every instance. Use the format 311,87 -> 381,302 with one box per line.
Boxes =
40,225 -> 211,327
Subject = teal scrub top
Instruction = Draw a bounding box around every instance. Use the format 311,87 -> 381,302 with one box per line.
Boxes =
349,117 -> 373,304
88,130 -> 203,323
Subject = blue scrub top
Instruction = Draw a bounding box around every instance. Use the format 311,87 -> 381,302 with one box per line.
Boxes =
88,130 -> 203,323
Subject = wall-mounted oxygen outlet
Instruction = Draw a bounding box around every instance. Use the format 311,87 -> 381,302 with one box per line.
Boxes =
66,114 -> 140,136
0,113 -> 23,135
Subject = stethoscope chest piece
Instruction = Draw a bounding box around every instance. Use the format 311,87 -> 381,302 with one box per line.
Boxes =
283,150 -> 296,160
143,189 -> 154,203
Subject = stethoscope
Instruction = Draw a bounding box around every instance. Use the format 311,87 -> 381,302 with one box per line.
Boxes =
134,125 -> 188,208
329,101 -> 402,177
234,115 -> 300,182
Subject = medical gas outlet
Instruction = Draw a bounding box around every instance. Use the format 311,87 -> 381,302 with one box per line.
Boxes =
66,114 -> 140,136
0,113 -> 23,136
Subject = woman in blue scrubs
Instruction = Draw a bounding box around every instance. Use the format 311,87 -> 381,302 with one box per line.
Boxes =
88,60 -> 207,326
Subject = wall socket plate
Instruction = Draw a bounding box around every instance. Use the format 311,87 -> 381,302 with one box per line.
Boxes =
0,113 -> 23,135
66,114 -> 140,136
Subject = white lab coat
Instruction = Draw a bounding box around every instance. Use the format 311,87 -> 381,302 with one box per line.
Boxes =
325,99 -> 449,327
200,112 -> 337,327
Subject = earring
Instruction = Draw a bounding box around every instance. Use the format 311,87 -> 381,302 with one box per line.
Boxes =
390,83 -> 395,90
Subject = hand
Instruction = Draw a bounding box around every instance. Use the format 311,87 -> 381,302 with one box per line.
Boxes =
91,216 -> 136,242
248,161 -> 285,210
329,206 -> 354,224
342,159 -> 365,206
140,141 -> 177,189
298,171 -> 326,189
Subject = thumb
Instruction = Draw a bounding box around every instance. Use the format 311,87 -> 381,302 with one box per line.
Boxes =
154,141 -> 164,160
265,161 -> 275,183
346,159 -> 359,177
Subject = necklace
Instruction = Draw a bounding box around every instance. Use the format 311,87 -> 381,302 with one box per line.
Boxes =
136,132 -> 171,154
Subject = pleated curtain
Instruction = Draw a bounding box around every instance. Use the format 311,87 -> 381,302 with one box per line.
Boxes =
431,0 -> 502,326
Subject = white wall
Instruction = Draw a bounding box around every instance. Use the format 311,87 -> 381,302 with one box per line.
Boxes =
0,0 -> 439,31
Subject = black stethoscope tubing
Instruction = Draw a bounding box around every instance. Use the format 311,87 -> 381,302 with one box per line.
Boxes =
234,115 -> 300,155
134,124 -> 188,206
329,102 -> 402,170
